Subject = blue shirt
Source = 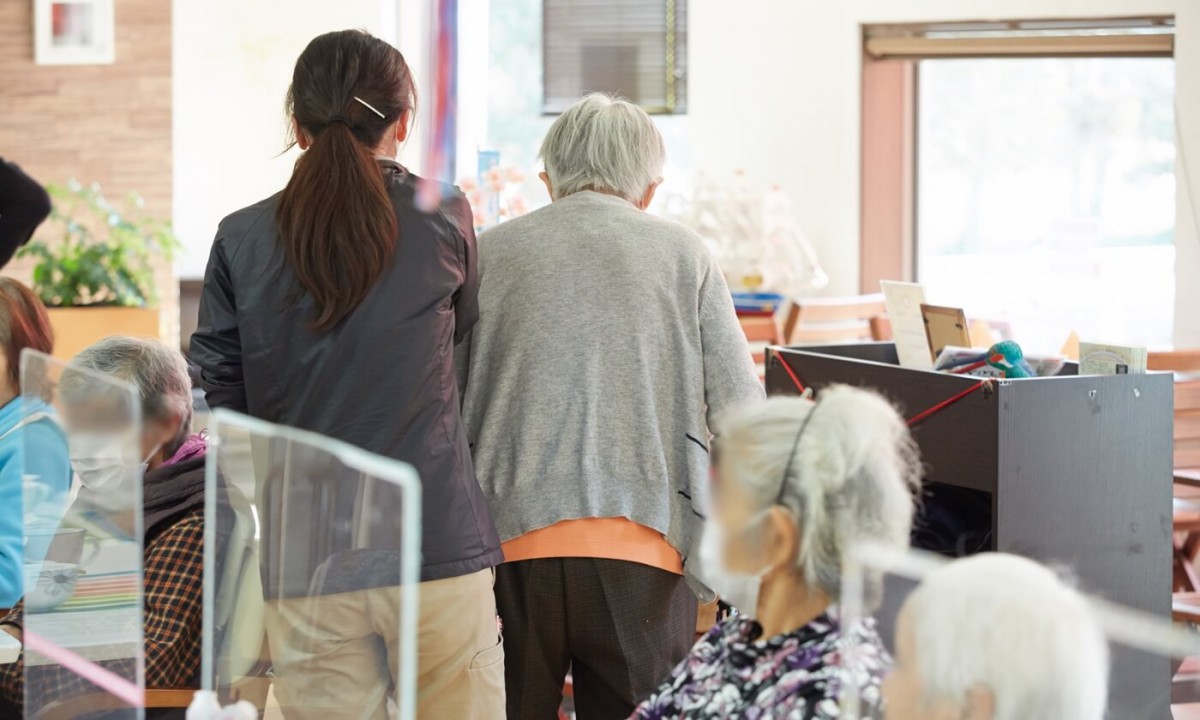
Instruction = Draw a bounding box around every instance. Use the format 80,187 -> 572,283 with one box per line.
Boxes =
0,397 -> 71,606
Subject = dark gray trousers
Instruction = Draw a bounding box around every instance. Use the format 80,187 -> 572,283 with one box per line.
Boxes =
494,558 -> 697,720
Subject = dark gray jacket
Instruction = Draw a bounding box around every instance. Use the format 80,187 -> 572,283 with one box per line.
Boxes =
190,160 -> 503,582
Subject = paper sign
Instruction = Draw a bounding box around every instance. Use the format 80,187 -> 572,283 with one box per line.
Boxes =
1079,342 -> 1147,375
881,281 -> 932,370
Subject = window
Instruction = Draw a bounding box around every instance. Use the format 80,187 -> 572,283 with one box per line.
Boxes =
460,0 -> 691,222
543,0 -> 687,114
916,57 -> 1175,353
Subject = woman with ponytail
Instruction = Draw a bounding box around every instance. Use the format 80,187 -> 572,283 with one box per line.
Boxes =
191,30 -> 504,718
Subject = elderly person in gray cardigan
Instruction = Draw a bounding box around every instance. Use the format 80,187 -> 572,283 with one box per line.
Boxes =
456,93 -> 763,718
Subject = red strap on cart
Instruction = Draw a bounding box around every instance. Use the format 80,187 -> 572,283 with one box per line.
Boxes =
772,352 -> 992,428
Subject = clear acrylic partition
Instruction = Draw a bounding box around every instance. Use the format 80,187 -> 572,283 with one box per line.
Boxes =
836,542 -> 1200,719
19,349 -> 144,717
202,408 -> 422,720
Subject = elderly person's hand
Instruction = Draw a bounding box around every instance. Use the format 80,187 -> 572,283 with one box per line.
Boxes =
633,385 -> 921,720
882,553 -> 1108,720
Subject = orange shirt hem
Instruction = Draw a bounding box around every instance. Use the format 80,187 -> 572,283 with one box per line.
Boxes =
501,517 -> 683,575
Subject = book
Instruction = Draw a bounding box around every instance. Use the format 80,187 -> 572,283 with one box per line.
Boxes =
1079,342 -> 1148,376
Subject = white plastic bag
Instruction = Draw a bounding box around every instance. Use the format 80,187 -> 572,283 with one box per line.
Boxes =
186,690 -> 257,720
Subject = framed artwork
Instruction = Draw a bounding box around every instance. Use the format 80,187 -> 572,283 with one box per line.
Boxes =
920,304 -> 972,361
34,0 -> 115,66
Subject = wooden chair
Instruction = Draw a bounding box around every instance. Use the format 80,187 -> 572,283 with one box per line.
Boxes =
1166,595 -> 1200,709
1175,499 -> 1200,592
738,312 -> 783,380
1151,350 -> 1200,472
1174,592 -> 1200,624
782,294 -> 887,345
1156,352 -> 1200,615
1151,350 -> 1200,374
868,315 -> 892,342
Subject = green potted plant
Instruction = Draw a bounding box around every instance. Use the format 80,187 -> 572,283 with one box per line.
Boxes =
18,180 -> 180,360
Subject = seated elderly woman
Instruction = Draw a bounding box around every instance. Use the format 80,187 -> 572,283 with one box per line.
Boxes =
883,553 -> 1108,720
0,278 -> 71,606
0,336 -> 217,718
632,386 -> 921,719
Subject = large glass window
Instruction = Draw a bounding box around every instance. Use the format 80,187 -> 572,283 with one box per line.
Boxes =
471,0 -> 690,216
917,58 -> 1175,353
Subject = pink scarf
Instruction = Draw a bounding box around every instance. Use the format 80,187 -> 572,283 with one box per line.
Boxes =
164,432 -> 207,467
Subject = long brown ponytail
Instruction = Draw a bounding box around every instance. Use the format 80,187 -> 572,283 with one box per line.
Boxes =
276,30 -> 416,331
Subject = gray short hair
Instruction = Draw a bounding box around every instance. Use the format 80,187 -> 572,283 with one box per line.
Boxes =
717,385 -> 920,598
69,336 -> 193,456
905,553 -> 1108,720
538,93 -> 666,202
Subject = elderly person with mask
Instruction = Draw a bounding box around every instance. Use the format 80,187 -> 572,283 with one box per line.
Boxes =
632,386 -> 920,719
457,92 -> 763,718
0,336 -> 220,718
883,553 -> 1108,720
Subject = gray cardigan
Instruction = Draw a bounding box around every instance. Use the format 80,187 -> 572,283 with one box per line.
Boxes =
455,191 -> 763,592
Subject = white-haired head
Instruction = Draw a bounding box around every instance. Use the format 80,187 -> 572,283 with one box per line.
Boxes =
64,335 -> 194,457
898,553 -> 1109,720
715,385 -> 921,599
537,93 -> 666,204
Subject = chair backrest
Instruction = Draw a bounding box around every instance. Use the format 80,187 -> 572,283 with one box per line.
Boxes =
211,473 -> 266,689
1150,350 -> 1200,470
783,294 -> 887,344
737,314 -> 781,381
869,315 -> 892,342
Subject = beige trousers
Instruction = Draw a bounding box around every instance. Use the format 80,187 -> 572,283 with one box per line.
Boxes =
263,568 -> 505,719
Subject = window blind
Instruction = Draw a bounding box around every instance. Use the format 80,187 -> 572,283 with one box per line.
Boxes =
864,17 -> 1174,59
543,0 -> 687,115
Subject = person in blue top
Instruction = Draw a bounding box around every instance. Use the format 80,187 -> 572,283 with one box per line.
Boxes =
0,278 -> 70,607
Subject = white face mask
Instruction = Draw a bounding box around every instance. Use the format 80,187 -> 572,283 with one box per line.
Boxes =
698,509 -> 774,618
68,433 -> 154,490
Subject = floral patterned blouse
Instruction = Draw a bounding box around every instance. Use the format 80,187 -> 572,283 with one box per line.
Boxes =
631,610 -> 888,720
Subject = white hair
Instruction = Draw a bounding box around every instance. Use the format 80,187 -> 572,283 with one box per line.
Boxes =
67,336 -> 194,456
717,385 -> 921,598
905,553 -> 1109,720
538,93 -> 666,202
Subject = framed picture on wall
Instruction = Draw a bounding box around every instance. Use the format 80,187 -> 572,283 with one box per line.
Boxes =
34,0 -> 115,65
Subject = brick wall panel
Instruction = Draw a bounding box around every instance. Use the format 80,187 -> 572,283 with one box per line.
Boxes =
0,0 -> 177,348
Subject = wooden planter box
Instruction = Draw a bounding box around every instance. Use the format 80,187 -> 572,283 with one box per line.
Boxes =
47,307 -> 160,361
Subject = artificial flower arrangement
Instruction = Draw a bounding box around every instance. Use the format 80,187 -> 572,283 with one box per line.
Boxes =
659,171 -> 828,300
458,165 -> 531,232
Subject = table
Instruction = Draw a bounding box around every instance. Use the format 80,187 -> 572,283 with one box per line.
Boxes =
1,540 -> 139,666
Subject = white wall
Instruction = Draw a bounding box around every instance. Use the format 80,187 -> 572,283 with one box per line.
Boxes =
175,0 -> 1199,345
172,0 -> 401,279
689,0 -> 1199,345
